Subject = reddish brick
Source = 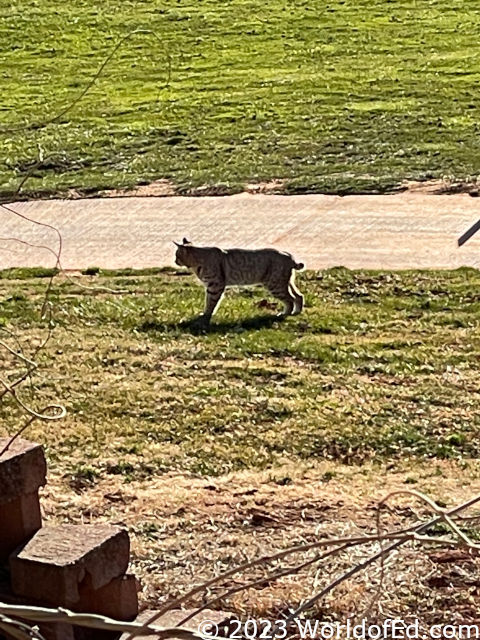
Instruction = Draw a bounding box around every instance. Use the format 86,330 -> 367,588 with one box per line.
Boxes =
0,491 -> 42,562
74,573 -> 139,621
0,574 -> 75,640
10,524 -> 130,606
37,622 -> 76,640
0,438 -> 46,505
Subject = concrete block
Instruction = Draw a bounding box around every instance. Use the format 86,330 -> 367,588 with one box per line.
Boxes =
0,438 -> 46,505
0,491 -> 42,563
10,524 -> 130,607
0,575 -> 75,640
0,621 -> 74,640
74,573 -> 139,621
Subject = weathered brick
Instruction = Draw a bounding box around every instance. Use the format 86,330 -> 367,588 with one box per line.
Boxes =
38,622 -> 76,640
0,574 -> 75,640
10,524 -> 130,606
0,491 -> 42,562
74,573 -> 139,621
0,438 -> 46,505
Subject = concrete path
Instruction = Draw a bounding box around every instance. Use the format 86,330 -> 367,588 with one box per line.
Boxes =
2,192 -> 480,271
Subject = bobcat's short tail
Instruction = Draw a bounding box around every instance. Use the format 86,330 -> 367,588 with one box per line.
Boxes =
293,261 -> 305,270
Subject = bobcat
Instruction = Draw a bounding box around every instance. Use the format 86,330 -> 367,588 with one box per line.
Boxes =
174,238 -> 305,324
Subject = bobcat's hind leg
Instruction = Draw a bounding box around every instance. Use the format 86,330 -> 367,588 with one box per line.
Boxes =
266,283 -> 296,316
289,281 -> 304,315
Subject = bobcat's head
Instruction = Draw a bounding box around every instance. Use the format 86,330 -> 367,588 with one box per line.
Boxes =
174,238 -> 193,267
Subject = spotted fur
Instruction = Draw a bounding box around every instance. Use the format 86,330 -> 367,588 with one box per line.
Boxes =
174,238 -> 304,323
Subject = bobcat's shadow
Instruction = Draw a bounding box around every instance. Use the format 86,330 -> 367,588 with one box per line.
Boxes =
139,314 -> 285,335
189,314 -> 285,334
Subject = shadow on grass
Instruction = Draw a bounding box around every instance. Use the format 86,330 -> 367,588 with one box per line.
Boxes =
138,314 -> 285,335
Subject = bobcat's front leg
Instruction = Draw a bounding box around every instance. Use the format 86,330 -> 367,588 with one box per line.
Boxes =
201,283 -> 225,323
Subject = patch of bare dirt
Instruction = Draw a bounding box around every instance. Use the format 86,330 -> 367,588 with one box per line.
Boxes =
72,179 -> 287,199
184,184 -> 238,197
99,179 -> 178,198
245,180 -> 287,194
63,177 -> 480,200
403,179 -> 480,196
184,180 -> 287,197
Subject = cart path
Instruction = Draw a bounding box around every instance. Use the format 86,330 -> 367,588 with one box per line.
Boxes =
2,192 -> 480,271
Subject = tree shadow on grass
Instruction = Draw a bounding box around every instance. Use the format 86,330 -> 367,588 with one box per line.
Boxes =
138,314 -> 285,335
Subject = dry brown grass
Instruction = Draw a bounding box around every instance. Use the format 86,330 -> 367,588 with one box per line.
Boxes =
41,459 -> 480,625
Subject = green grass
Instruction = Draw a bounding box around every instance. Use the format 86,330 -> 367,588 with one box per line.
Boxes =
2,0 -> 480,198
2,267 -> 480,481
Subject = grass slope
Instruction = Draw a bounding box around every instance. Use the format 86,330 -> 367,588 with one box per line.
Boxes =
2,0 -> 480,198
2,267 -> 480,483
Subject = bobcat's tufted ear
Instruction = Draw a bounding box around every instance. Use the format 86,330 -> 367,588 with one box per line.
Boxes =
182,237 -> 191,245
173,241 -> 181,247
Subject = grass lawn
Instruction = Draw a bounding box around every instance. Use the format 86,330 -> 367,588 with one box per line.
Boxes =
3,267 -> 480,619
2,266 -> 480,477
2,0 -> 480,198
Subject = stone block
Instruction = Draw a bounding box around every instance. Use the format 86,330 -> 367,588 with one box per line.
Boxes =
74,573 -> 139,621
0,491 -> 42,563
0,620 -> 74,640
10,524 -> 130,607
0,438 -> 46,505
120,608 -> 238,639
37,622 -> 76,640
0,576 -> 75,640
0,438 -> 45,562
1,624 -> 69,640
